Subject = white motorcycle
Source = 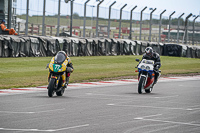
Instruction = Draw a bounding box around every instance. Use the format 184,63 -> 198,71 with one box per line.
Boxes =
135,59 -> 161,94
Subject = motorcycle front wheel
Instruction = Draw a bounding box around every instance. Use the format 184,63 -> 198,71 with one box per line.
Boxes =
48,78 -> 56,97
138,76 -> 146,94
145,87 -> 152,93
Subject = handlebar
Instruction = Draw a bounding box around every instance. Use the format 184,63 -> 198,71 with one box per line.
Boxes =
46,63 -> 49,69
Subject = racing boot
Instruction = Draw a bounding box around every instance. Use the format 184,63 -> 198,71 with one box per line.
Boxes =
63,83 -> 67,88
61,80 -> 67,88
61,73 -> 67,88
153,73 -> 158,86
66,72 -> 71,85
66,77 -> 69,85
153,72 -> 161,86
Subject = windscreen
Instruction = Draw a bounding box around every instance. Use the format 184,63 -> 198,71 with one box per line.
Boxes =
142,59 -> 154,64
54,53 -> 65,65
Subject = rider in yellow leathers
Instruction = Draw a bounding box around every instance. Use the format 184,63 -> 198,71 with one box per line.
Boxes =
48,51 -> 74,87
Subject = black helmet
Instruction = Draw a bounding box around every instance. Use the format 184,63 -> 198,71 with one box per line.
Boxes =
145,47 -> 153,57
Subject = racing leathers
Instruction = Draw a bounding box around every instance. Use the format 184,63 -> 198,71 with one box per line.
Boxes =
65,56 -> 73,85
142,52 -> 161,85
47,54 -> 74,87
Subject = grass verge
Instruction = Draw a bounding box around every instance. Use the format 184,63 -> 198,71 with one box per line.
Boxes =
0,55 -> 200,89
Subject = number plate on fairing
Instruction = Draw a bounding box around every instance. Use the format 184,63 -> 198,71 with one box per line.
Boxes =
53,64 -> 62,72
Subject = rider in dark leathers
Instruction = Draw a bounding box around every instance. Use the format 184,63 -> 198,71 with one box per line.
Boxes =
142,47 -> 161,85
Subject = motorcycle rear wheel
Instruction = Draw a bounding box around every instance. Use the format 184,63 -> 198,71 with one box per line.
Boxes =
48,78 -> 56,97
56,79 -> 65,96
138,76 -> 145,94
56,88 -> 65,96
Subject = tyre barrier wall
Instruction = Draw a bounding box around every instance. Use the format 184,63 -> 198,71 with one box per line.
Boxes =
0,35 -> 200,58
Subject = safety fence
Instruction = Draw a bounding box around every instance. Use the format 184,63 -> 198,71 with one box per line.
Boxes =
16,16 -> 200,46
15,0 -> 200,45
0,35 -> 200,58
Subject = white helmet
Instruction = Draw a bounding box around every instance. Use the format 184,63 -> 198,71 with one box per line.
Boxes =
57,51 -> 67,58
145,47 -> 153,57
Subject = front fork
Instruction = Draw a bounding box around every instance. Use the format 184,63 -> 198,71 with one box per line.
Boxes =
53,76 -> 60,89
139,72 -> 148,87
141,75 -> 147,87
48,71 -> 66,87
48,72 -> 60,88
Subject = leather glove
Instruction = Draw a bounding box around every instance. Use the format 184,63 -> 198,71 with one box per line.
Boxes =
46,63 -> 49,69
66,67 -> 73,73
154,66 -> 159,71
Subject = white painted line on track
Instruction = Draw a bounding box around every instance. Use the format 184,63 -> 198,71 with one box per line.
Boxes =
134,114 -> 162,120
134,117 -> 200,127
52,124 -> 89,132
0,111 -> 35,114
187,107 -> 200,111
107,104 -> 194,111
153,95 -> 179,99
187,105 -> 200,110
87,92 -> 180,100
21,102 -> 66,109
34,108 -> 66,113
86,93 -> 135,98
0,108 -> 66,114
0,124 -> 89,132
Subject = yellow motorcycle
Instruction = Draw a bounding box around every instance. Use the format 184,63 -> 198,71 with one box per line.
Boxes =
47,53 -> 68,97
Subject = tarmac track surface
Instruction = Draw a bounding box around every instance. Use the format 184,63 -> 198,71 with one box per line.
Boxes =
0,76 -> 200,133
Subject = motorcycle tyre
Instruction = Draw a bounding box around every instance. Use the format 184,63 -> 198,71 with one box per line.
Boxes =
145,87 -> 152,93
56,79 -> 65,96
138,76 -> 145,94
48,78 -> 56,97
56,88 -> 65,96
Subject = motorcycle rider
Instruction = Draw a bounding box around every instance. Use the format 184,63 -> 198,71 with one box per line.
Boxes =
142,47 -> 161,85
48,51 -> 74,87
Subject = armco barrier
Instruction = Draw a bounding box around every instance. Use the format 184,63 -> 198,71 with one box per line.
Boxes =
0,35 -> 200,58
